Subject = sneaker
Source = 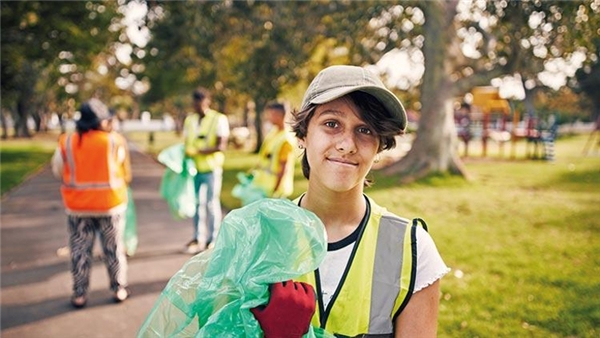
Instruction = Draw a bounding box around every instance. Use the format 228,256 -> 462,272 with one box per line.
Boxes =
184,239 -> 205,254
71,295 -> 87,309
114,287 -> 129,303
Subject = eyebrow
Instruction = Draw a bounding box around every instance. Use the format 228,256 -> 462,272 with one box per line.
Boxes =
315,109 -> 345,118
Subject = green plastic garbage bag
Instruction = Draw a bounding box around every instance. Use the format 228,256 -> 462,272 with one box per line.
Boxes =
137,198 -> 334,338
232,172 -> 267,206
124,187 -> 138,256
157,143 -> 198,219
157,143 -> 198,176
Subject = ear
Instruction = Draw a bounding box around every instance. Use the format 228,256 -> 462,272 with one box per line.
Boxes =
100,119 -> 112,131
297,140 -> 306,150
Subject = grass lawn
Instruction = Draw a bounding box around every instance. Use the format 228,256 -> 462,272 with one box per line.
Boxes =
2,129 -> 599,337
0,132 -> 58,196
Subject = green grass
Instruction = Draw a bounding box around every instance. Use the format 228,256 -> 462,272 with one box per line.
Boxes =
366,135 -> 600,338
3,130 -> 599,337
1,135 -> 57,196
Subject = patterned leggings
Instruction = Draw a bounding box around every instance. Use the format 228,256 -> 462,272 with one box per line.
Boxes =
68,213 -> 128,297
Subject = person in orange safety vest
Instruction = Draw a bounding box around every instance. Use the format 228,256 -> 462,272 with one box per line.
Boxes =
51,98 -> 131,308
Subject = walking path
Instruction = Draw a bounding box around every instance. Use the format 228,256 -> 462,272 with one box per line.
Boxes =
1,146 -> 196,337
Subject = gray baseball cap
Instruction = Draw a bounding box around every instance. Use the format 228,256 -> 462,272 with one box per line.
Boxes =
300,65 -> 407,131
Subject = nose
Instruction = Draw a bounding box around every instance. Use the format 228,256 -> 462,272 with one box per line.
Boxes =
335,132 -> 357,154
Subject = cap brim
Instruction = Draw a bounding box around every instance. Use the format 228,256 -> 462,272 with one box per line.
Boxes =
309,85 -> 407,131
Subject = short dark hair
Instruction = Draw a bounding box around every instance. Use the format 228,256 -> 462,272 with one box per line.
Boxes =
193,87 -> 211,102
265,102 -> 286,114
291,91 -> 402,181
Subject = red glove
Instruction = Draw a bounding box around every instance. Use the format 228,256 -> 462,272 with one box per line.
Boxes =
251,280 -> 316,338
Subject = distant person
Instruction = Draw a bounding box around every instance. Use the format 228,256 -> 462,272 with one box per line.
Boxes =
51,98 -> 131,308
182,87 -> 229,254
251,102 -> 296,199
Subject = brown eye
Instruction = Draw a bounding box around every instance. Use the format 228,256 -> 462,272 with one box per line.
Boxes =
357,127 -> 373,135
324,121 -> 338,128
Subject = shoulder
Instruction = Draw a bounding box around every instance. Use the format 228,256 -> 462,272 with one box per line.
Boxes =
110,132 -> 128,145
183,113 -> 197,123
214,110 -> 229,124
368,197 -> 411,227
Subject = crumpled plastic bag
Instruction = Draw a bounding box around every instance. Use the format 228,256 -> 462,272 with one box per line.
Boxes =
137,198 -> 333,338
157,143 -> 198,219
232,171 -> 267,206
157,143 -> 198,176
124,187 -> 138,256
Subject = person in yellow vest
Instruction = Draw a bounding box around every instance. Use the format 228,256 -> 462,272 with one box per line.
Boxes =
51,98 -> 131,308
251,102 -> 296,200
250,65 -> 450,337
183,87 -> 229,254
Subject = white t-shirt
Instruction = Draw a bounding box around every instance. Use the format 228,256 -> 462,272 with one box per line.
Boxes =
214,113 -> 230,138
319,225 -> 449,308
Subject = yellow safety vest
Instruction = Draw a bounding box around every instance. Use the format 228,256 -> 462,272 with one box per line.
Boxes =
296,197 -> 420,336
183,109 -> 225,173
58,130 -> 128,213
253,128 -> 295,197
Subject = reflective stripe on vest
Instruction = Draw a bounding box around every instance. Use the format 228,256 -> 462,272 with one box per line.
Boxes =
60,131 -> 127,212
184,110 -> 223,173
296,197 -> 417,336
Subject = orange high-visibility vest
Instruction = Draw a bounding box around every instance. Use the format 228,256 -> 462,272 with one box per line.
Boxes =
58,130 -> 128,213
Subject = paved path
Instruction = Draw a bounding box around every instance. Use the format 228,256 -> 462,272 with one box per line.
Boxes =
1,146 -> 197,337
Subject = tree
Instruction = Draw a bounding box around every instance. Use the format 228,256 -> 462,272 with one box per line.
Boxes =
372,0 -> 600,181
573,37 -> 600,122
1,1 -> 120,137
141,0 -> 380,147
140,1 -> 598,180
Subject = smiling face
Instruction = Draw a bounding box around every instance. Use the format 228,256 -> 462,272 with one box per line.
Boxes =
300,96 -> 380,194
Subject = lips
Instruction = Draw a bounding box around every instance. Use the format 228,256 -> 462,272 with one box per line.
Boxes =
327,157 -> 358,166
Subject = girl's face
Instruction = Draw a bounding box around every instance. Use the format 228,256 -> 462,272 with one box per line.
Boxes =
300,96 -> 380,193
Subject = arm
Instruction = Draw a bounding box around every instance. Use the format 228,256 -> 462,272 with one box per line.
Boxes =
51,147 -> 63,180
272,141 -> 292,194
394,280 -> 441,338
196,135 -> 228,155
121,142 -> 132,185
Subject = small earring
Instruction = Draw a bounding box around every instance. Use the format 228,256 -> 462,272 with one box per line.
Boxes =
374,154 -> 380,163
298,144 -> 304,150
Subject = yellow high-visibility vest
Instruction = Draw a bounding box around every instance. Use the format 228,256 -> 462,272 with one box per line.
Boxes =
296,197 -> 420,336
183,109 -> 225,173
253,128 -> 295,197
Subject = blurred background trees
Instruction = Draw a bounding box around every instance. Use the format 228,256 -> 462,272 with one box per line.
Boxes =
2,0 -> 598,181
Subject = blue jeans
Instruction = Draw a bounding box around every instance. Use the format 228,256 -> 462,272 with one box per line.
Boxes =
193,168 -> 222,246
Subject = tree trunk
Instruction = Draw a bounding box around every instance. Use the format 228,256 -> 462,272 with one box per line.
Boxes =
253,99 -> 265,154
382,0 -> 468,183
14,97 -> 32,138
1,109 -> 9,139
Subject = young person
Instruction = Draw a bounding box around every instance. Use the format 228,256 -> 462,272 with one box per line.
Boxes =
182,87 -> 230,254
251,102 -> 296,199
51,98 -> 131,308
251,65 -> 450,337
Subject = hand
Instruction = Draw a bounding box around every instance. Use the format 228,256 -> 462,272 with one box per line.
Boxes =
251,280 -> 316,338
